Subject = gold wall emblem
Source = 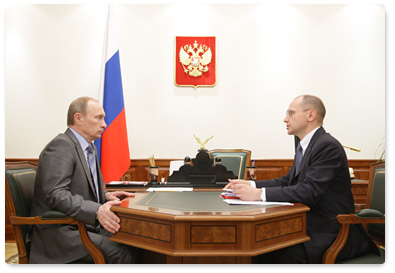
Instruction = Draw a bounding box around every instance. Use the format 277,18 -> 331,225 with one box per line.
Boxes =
179,41 -> 212,77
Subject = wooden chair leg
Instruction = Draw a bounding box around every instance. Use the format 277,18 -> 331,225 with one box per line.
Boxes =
77,221 -> 106,264
322,223 -> 350,264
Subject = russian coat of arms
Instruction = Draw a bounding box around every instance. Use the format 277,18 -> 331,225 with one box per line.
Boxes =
174,37 -> 216,89
179,41 -> 212,77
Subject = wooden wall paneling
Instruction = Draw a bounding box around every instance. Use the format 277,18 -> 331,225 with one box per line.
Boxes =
5,159 -> 375,182
348,160 -> 377,180
121,159 -> 177,182
251,160 -> 293,181
351,180 -> 369,211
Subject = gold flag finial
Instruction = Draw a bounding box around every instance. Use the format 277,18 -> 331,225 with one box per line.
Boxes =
343,146 -> 361,152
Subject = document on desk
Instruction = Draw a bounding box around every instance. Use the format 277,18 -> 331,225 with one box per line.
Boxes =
223,199 -> 293,206
146,187 -> 194,192
108,181 -> 148,186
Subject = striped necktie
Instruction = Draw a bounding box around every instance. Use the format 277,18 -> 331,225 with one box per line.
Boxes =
295,143 -> 303,174
86,144 -> 100,203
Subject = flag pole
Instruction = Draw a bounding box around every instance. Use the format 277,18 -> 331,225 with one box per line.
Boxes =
98,5 -> 110,104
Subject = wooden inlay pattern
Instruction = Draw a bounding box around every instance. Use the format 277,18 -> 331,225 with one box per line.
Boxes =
121,217 -> 172,243
255,217 -> 303,242
190,225 -> 237,244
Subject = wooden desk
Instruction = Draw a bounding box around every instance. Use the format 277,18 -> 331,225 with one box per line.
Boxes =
110,191 -> 310,264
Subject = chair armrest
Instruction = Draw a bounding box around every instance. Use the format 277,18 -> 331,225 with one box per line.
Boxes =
10,210 -> 106,264
322,211 -> 385,264
40,210 -> 72,220
10,212 -> 77,225
337,210 -> 385,225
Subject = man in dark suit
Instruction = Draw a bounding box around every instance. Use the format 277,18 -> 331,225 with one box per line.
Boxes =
29,97 -> 138,263
226,95 -> 379,263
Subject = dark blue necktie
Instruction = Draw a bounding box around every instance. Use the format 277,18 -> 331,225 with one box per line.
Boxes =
86,145 -> 100,203
295,143 -> 303,174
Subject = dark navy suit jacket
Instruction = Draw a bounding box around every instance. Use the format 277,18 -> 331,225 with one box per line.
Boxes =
256,127 -> 378,263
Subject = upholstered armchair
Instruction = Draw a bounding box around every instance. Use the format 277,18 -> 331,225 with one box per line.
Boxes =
5,161 -> 105,264
322,161 -> 385,264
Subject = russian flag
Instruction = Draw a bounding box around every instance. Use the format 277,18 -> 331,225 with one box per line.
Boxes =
94,6 -> 130,182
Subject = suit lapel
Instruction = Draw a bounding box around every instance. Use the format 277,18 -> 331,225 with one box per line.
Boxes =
290,127 -> 327,183
301,127 -> 326,164
65,129 -> 100,202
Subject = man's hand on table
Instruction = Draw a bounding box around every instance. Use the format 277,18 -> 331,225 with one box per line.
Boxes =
226,179 -> 262,201
98,191 -> 135,233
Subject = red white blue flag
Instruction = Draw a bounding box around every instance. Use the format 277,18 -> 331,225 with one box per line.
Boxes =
94,6 -> 130,182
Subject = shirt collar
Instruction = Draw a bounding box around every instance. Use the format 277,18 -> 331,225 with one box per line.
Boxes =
69,127 -> 91,152
299,126 -> 321,155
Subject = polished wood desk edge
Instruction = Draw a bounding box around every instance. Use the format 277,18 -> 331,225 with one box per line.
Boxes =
110,236 -> 310,257
112,203 -> 309,222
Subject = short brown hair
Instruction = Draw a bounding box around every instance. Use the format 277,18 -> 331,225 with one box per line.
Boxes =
67,97 -> 98,126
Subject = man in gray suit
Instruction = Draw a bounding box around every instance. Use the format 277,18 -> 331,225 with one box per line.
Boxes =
29,97 -> 138,263
226,95 -> 379,263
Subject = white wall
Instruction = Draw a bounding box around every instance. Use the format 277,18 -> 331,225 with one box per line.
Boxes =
4,4 -> 385,160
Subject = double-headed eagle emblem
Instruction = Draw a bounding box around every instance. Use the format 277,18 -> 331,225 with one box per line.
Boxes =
194,135 -> 213,150
179,41 -> 212,77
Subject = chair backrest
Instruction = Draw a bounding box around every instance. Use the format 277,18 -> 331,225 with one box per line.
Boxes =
5,162 -> 37,247
208,149 -> 252,179
366,161 -> 385,242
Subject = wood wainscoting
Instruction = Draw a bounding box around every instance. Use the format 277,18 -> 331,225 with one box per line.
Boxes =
4,158 -> 376,241
106,159 -> 376,182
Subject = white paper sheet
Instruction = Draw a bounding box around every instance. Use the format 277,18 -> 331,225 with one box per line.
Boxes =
223,199 -> 293,206
108,181 -> 148,185
146,187 -> 194,192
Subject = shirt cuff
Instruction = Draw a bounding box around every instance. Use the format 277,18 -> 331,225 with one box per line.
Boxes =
249,181 -> 265,201
260,188 -> 266,201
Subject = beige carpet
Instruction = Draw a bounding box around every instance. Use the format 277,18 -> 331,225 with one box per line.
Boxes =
5,243 -> 19,264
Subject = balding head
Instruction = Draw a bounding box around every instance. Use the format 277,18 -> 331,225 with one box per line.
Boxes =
295,95 -> 326,124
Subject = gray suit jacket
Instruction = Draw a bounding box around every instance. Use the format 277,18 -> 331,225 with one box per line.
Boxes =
29,129 -> 106,263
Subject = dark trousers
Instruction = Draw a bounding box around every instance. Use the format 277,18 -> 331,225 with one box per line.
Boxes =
259,243 -> 309,264
73,229 -> 144,264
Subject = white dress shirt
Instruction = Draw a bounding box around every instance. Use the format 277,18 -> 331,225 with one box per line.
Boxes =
69,127 -> 92,163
